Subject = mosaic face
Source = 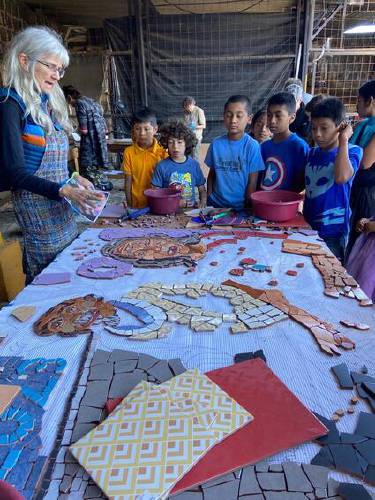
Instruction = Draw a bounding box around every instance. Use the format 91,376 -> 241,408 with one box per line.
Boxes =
101,236 -> 206,267
33,294 -> 117,336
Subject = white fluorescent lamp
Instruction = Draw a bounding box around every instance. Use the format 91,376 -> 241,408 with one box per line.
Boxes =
344,24 -> 375,34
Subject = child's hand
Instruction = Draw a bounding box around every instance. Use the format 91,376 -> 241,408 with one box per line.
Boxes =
198,198 -> 207,209
356,218 -> 370,232
338,122 -> 353,144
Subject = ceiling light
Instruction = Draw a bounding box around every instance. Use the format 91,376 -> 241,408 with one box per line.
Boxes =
344,24 -> 375,34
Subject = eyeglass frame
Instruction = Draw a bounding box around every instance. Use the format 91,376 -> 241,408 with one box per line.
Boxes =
34,59 -> 66,78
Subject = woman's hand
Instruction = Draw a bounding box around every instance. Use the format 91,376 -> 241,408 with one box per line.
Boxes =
76,175 -> 95,191
356,218 -> 370,233
59,184 -> 105,212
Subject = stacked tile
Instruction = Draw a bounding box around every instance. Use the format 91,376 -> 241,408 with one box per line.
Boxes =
282,239 -> 372,305
51,349 -> 187,498
70,369 -> 252,499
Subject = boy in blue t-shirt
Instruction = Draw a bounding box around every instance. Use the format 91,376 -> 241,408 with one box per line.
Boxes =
303,97 -> 363,262
260,92 -> 309,192
205,95 -> 265,209
151,121 -> 206,208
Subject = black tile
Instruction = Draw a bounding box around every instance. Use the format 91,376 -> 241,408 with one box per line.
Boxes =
355,412 -> 375,439
328,444 -> 363,476
331,363 -> 353,389
340,433 -> 367,444
311,447 -> 335,468
314,413 -> 340,444
355,439 -> 375,466
337,482 -> 372,500
363,382 -> 375,398
364,464 -> 375,483
168,358 -> 186,376
234,350 -> 266,364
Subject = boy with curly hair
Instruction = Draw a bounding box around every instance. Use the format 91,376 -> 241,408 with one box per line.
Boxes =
151,121 -> 207,208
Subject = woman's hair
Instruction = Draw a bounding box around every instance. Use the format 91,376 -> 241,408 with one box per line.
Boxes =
63,85 -> 81,100
2,26 -> 72,133
305,94 -> 325,114
358,80 -> 375,102
251,108 -> 267,128
159,121 -> 197,156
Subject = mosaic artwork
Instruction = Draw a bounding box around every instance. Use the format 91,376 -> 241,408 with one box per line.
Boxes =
101,234 -> 206,268
0,356 -> 66,499
33,295 -> 117,337
105,298 -> 170,340
76,256 -> 133,279
108,282 -> 288,339
49,349 -> 187,498
312,412 -> 375,485
282,239 -> 372,306
70,370 -> 251,499
224,280 -> 355,355
170,462 -> 372,500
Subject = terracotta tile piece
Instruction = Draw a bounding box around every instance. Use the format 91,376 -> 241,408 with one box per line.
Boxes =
223,280 -> 355,355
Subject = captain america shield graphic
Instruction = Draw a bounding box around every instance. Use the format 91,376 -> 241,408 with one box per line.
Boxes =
261,156 -> 286,190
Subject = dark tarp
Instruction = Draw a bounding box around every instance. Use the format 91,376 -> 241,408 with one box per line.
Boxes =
104,5 -> 297,140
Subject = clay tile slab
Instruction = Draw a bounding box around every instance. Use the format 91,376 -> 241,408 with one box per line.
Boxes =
171,359 -> 327,494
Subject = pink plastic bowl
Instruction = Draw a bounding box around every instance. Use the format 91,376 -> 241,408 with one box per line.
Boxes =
144,188 -> 182,215
250,190 -> 302,222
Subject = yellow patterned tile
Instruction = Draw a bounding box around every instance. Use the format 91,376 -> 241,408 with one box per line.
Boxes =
70,371 -> 253,499
70,384 -> 220,499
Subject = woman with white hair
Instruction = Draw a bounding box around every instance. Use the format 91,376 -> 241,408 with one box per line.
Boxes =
0,26 -> 104,284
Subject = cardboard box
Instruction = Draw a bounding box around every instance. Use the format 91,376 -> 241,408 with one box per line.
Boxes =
0,240 -> 25,301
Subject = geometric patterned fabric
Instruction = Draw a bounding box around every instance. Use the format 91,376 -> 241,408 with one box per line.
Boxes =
70,370 -> 252,499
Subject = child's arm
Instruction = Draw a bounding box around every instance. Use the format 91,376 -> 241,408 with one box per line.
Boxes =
361,134 -> 375,170
245,172 -> 259,206
198,185 -> 207,208
365,220 -> 375,233
207,169 -> 215,197
357,218 -> 375,233
124,174 -> 132,207
334,122 -> 354,184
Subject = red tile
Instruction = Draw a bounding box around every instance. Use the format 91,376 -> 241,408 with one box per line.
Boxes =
171,359 -> 327,494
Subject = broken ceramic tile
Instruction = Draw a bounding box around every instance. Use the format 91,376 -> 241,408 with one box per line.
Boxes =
286,270 -> 298,276
355,412 -> 375,439
11,306 -> 36,322
32,272 -> 71,285
337,482 -> 372,500
282,462 -> 313,493
331,363 -> 354,389
234,350 -> 266,364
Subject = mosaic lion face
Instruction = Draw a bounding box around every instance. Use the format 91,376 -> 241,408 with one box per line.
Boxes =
33,294 -> 117,337
101,236 -> 206,267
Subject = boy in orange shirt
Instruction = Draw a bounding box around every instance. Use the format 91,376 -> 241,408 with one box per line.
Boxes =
122,108 -> 167,208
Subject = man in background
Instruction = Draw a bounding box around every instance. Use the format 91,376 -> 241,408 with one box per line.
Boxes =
182,96 -> 206,162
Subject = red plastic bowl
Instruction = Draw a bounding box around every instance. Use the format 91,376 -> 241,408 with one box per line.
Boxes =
250,190 -> 302,222
144,188 -> 182,215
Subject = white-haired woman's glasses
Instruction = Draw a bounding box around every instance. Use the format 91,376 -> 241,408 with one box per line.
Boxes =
35,59 -> 65,78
